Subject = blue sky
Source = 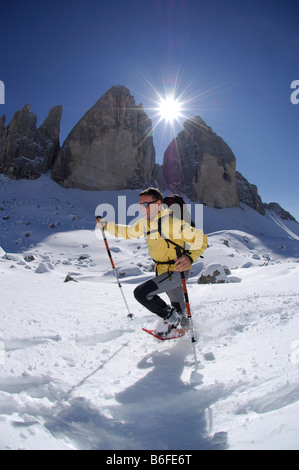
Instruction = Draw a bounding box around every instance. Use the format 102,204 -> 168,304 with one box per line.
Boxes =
1,0 -> 298,220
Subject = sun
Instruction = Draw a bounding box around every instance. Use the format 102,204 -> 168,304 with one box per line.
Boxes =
158,95 -> 182,123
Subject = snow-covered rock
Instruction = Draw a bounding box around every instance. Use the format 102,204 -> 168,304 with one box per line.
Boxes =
197,263 -> 231,284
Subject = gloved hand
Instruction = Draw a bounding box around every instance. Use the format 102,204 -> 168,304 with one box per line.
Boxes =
95,216 -> 107,230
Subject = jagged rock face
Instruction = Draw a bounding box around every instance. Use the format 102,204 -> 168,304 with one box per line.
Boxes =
38,105 -> 62,168
151,163 -> 167,191
236,171 -> 265,215
163,116 -> 239,208
0,104 -> 62,179
264,202 -> 297,223
51,85 -> 156,190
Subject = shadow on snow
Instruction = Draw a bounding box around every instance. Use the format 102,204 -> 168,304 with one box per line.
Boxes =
45,341 -> 229,450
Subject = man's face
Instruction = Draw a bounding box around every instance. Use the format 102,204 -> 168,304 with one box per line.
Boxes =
139,195 -> 162,221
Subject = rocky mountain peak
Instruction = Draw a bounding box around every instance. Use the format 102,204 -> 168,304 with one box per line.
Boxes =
0,104 -> 62,179
51,85 -> 155,190
163,116 -> 239,207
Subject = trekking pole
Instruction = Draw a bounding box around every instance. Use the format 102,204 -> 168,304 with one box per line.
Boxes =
97,217 -> 134,319
175,247 -> 198,371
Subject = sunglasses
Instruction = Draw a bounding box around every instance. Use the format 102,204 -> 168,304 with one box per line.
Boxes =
139,200 -> 159,208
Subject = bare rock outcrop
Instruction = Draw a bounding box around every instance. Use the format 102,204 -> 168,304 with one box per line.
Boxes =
0,104 -> 62,179
264,202 -> 297,223
162,116 -> 239,208
38,105 -> 62,168
236,171 -> 265,215
51,85 -> 155,190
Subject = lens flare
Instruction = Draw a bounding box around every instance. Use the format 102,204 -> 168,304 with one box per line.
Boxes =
158,95 -> 182,123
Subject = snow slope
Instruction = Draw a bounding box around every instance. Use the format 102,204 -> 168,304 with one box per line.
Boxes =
0,173 -> 299,450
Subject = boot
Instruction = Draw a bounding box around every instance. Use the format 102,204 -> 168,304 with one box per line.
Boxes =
155,307 -> 181,337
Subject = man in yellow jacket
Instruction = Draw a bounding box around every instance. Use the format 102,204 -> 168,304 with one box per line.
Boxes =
96,188 -> 207,337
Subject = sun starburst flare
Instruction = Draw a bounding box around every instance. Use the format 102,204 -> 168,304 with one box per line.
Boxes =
144,92 -> 190,145
130,69 -> 213,152
158,95 -> 183,123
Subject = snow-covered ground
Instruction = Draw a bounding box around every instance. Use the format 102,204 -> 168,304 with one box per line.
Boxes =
0,173 -> 298,450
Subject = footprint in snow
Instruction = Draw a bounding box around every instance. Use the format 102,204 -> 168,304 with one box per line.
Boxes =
2,335 -> 62,352
75,329 -> 133,346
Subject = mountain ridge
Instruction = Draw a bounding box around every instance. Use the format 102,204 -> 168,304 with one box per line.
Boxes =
0,85 -> 297,223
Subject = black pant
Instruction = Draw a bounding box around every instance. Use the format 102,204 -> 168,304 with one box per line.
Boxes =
134,271 -> 189,319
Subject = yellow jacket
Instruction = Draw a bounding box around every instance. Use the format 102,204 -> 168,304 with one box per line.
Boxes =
106,208 -> 208,275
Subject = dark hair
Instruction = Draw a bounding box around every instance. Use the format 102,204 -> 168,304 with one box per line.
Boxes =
138,187 -> 163,201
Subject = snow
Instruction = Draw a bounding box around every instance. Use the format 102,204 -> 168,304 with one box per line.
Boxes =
0,173 -> 299,450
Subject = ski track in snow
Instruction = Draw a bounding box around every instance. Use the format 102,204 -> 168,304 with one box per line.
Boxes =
0,174 -> 299,450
